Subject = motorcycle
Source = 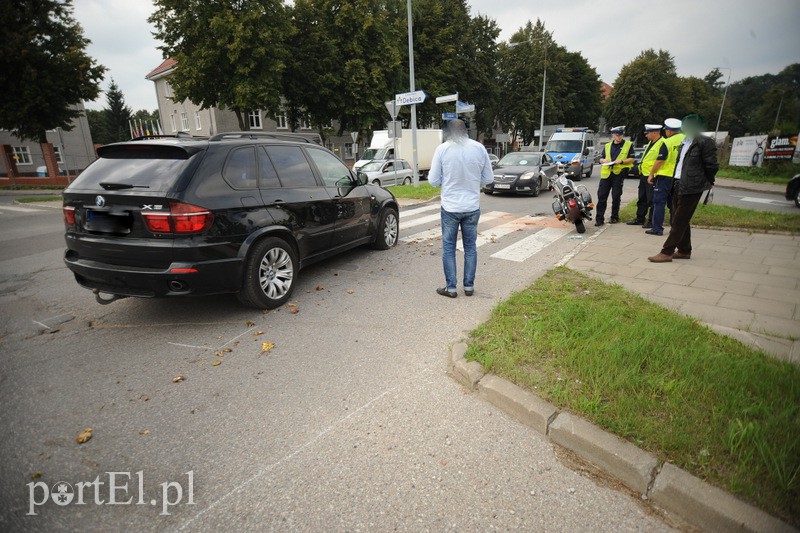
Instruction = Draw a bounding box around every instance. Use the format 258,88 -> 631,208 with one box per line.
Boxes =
548,164 -> 594,234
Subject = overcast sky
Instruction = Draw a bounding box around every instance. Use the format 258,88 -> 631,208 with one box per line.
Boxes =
75,0 -> 800,112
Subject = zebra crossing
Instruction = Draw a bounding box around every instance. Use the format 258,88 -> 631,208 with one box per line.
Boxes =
399,202 -> 572,263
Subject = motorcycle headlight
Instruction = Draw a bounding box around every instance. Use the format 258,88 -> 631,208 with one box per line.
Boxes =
519,171 -> 535,181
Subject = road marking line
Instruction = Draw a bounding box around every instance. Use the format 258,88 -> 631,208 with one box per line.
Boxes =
177,382 -> 405,531
457,216 -> 545,250
400,203 -> 440,218
556,225 -> 607,267
0,205 -> 40,213
739,196 -> 785,205
491,227 -> 571,262
401,211 -> 506,243
401,212 -> 441,229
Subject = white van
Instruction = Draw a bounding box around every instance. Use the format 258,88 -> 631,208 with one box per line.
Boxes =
544,128 -> 597,180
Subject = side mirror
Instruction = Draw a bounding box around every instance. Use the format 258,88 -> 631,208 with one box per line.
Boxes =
356,172 -> 368,186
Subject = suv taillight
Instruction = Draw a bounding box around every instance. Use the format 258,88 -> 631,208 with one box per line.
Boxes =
63,205 -> 76,226
141,202 -> 213,234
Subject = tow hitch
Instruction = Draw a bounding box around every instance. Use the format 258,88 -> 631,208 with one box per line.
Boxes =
92,289 -> 128,305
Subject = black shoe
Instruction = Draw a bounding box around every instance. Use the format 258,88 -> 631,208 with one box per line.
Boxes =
436,288 -> 457,298
645,229 -> 663,236
626,219 -> 644,226
595,221 -> 604,227
610,217 -> 620,224
642,222 -> 653,229
464,289 -> 474,297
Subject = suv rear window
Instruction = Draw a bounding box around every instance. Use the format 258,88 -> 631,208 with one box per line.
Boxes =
69,145 -> 199,193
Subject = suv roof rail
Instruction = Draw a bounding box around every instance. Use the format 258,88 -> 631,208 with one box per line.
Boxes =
130,132 -> 197,141
209,131 -> 323,145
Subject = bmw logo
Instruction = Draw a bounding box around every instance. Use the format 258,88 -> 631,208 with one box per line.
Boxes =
95,195 -> 105,207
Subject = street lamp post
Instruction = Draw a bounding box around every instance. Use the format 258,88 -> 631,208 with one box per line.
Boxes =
407,0 -> 420,186
714,67 -> 732,145
509,36 -> 549,150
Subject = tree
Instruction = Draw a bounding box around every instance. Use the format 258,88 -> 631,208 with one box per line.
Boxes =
603,49 -> 682,143
104,79 -> 133,143
284,0 -> 401,139
150,0 -> 292,130
86,109 -> 111,146
0,0 -> 105,143
726,63 -> 800,137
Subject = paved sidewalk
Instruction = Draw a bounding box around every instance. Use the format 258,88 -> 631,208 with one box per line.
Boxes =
714,176 -> 786,194
568,225 -> 800,364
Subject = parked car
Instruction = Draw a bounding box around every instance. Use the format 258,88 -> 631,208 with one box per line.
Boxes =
786,173 -> 800,208
62,132 -> 400,309
357,159 -> 413,186
482,151 -> 559,197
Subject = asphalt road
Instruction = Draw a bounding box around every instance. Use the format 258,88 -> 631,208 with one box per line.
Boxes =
0,181 -> 679,531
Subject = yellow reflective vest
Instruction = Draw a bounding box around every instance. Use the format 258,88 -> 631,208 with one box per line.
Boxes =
640,137 -> 666,177
600,140 -> 634,178
658,133 -> 686,177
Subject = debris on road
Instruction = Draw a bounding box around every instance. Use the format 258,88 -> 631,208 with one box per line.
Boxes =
75,428 -> 93,444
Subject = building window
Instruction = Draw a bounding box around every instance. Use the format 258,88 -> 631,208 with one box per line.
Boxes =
248,110 -> 262,129
275,111 -> 288,130
12,146 -> 32,165
194,111 -> 202,130
180,112 -> 189,131
169,114 -> 177,132
53,146 -> 64,163
344,143 -> 354,159
300,117 -> 311,130
164,82 -> 172,98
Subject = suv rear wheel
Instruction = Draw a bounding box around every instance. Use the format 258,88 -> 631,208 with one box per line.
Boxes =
372,207 -> 398,250
237,236 -> 298,309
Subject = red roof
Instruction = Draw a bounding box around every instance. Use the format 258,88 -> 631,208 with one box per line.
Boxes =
145,58 -> 177,80
601,82 -> 613,101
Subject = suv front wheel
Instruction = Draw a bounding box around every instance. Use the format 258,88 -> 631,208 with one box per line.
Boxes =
372,207 -> 398,250
238,236 -> 298,309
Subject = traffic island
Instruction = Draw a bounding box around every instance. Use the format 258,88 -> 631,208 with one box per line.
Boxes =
450,267 -> 800,531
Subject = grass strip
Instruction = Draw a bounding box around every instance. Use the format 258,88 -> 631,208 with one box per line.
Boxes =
466,267 -> 800,523
617,201 -> 800,234
16,196 -> 62,203
387,182 -> 440,200
717,164 -> 795,185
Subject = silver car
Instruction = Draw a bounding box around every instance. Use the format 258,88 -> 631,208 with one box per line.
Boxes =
357,159 -> 413,187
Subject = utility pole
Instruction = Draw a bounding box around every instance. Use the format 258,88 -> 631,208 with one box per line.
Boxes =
714,67 -> 732,145
407,0 -> 419,186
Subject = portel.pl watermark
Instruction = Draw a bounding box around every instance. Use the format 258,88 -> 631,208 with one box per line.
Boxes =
27,471 -> 194,516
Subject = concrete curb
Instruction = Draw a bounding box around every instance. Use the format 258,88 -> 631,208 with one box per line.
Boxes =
714,177 -> 785,195
449,343 -> 798,532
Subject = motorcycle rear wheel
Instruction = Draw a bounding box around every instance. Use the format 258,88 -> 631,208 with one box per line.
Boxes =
575,219 -> 586,234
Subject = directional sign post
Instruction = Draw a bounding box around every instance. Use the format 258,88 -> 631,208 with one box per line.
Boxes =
442,112 -> 457,120
394,90 -> 427,185
456,100 -> 475,114
435,93 -> 458,104
395,90 -> 427,106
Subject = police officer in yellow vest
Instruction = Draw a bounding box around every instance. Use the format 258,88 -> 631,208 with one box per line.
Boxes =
646,118 -> 685,235
595,126 -> 634,226
631,124 -> 668,230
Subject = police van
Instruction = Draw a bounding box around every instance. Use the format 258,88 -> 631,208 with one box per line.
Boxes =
545,128 -> 597,180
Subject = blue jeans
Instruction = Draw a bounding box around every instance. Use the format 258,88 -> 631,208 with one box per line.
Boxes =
652,177 -> 673,234
441,208 -> 480,292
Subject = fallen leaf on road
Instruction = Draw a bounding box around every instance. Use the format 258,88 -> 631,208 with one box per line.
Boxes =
290,308 -> 300,314
287,302 -> 297,307
316,285 -> 324,291
215,351 -> 223,357
261,342 -> 275,353
222,348 -> 232,353
254,331 -> 264,336
31,471 -> 43,479
139,429 -> 150,436
140,395 -> 150,401
346,290 -> 354,294
75,428 -> 93,444
211,360 -> 221,367
172,375 -> 185,383
246,320 -> 255,327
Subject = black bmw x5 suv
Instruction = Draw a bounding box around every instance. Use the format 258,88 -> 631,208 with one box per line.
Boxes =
62,132 -> 399,308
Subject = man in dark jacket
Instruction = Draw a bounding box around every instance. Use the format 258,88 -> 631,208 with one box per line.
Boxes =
648,114 -> 718,263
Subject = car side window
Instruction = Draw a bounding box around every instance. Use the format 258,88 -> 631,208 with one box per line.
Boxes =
265,145 -> 318,187
306,148 -> 352,187
257,147 -> 281,188
223,146 -> 258,189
